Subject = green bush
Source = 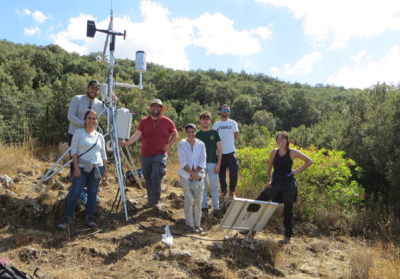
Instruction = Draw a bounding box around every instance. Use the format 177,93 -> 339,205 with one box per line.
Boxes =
237,141 -> 365,216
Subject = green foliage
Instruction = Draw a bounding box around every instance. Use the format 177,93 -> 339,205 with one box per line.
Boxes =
237,142 -> 365,216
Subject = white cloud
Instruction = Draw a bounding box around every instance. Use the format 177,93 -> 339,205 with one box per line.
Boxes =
284,51 -> 322,75
327,45 -> 400,88
192,12 -> 268,57
270,66 -> 280,77
50,0 -> 272,70
22,9 -> 31,15
256,0 -> 400,48
24,27 -> 41,36
32,11 -> 48,24
351,50 -> 367,67
244,59 -> 252,68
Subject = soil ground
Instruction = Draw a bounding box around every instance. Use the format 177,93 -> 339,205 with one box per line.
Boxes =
0,160 -> 392,278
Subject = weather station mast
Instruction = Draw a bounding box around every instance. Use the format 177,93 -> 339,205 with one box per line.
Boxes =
86,7 -> 147,221
27,6 -> 146,222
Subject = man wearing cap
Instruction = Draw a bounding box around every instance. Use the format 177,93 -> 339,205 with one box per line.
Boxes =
67,80 -> 117,175
213,104 -> 239,198
119,99 -> 178,207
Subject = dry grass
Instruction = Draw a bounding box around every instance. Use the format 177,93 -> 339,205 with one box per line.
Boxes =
3,139 -> 400,278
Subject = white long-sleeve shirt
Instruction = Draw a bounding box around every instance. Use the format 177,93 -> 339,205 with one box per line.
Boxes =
177,138 -> 206,179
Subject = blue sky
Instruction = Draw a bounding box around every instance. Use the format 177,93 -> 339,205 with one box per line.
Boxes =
1,0 -> 400,89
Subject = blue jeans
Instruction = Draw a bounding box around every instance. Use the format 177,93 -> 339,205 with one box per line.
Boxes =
64,166 -> 104,218
202,163 -> 220,210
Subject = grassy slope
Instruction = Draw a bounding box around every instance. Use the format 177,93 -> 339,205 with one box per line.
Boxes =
1,142 -> 400,278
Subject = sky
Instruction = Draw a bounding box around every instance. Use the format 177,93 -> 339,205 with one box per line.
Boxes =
1,0 -> 400,89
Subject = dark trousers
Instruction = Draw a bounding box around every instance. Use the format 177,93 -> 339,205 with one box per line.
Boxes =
68,133 -> 74,177
219,152 -> 239,194
141,153 -> 168,204
256,190 -> 293,238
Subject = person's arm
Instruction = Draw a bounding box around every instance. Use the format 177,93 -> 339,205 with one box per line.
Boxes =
119,129 -> 142,146
99,135 -> 108,181
291,149 -> 313,175
112,94 -> 117,103
266,149 -> 276,188
102,159 -> 108,181
234,132 -> 239,141
67,97 -> 85,128
214,140 -> 222,174
163,130 -> 178,152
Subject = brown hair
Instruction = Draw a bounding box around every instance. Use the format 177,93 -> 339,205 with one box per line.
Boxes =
199,111 -> 211,120
276,131 -> 290,150
185,123 -> 197,132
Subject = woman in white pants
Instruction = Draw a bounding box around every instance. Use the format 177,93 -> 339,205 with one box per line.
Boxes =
178,123 -> 207,233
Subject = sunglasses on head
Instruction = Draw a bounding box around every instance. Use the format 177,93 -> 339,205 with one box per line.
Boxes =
221,108 -> 230,112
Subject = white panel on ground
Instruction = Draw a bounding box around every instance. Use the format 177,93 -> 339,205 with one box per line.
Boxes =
219,198 -> 279,231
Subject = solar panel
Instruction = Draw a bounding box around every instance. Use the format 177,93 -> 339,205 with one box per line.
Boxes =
219,198 -> 279,235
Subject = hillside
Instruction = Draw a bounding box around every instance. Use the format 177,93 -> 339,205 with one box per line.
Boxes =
1,144 -> 399,279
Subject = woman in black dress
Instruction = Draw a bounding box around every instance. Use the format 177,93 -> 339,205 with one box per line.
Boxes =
257,131 -> 313,243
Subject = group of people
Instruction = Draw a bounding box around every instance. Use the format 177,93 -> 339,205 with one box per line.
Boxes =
58,79 -> 313,243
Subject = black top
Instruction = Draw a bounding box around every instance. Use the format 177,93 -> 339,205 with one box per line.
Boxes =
273,149 -> 293,176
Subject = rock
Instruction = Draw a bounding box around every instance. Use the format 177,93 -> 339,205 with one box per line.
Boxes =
153,204 -> 175,221
172,179 -> 180,188
15,234 -> 30,247
33,164 -> 40,169
127,197 -> 138,205
5,190 -> 18,198
18,173 -> 28,181
26,170 -> 36,176
167,192 -> 178,200
52,180 -> 65,190
19,247 -> 38,260
57,191 -> 67,199
169,249 -> 192,260
13,177 -> 21,183
0,175 -> 14,188
89,248 -> 98,255
43,178 -> 55,186
34,184 -> 46,193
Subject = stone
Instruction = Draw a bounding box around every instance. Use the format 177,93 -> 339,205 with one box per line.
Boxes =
169,249 -> 192,260
172,179 -> 180,188
14,234 -> 30,247
33,164 -> 40,169
167,192 -> 178,200
18,173 -> 28,181
43,178 -> 55,186
0,175 -> 14,188
26,170 -> 36,176
153,204 -> 175,221
52,180 -> 65,190
19,247 -> 38,260
34,184 -> 46,193
5,190 -> 18,198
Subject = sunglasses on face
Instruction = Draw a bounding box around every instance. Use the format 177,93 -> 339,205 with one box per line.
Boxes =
221,108 -> 230,112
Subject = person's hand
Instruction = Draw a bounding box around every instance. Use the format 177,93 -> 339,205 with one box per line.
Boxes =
189,174 -> 194,180
192,173 -> 201,180
292,169 -> 299,175
119,140 -> 128,146
214,164 -> 220,174
74,168 -> 82,178
162,143 -> 170,152
102,170 -> 108,183
112,94 -> 118,103
266,182 -> 272,188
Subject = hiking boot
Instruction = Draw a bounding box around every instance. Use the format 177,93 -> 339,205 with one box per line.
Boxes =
284,237 -> 291,244
228,191 -> 236,198
195,226 -> 204,233
184,225 -> 199,233
57,216 -> 71,231
201,208 -> 209,214
212,210 -> 224,219
85,215 -> 97,228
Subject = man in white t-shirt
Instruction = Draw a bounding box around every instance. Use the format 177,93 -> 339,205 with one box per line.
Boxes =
212,104 -> 239,197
